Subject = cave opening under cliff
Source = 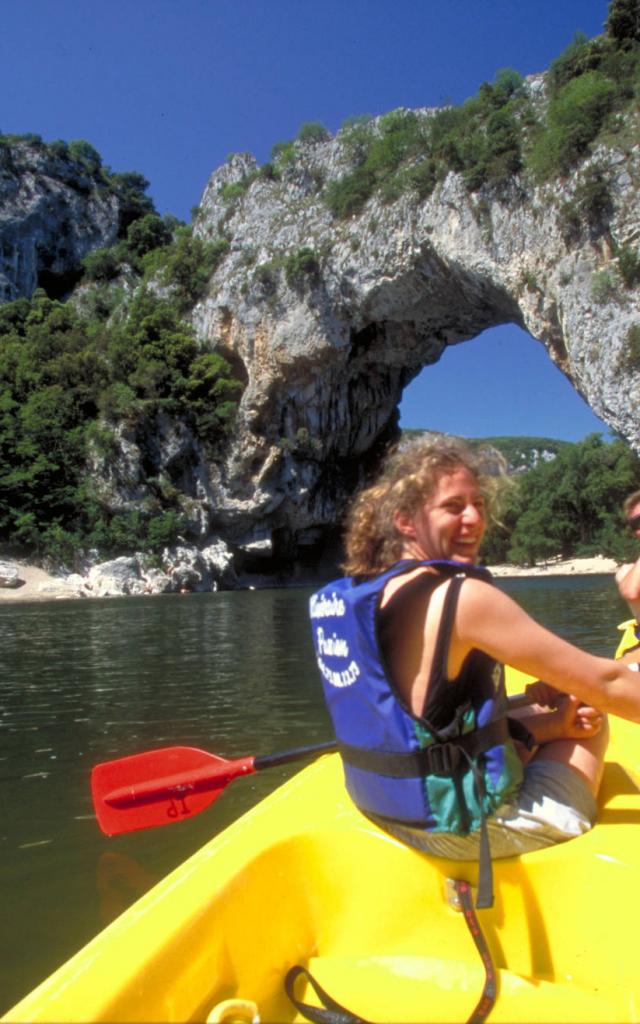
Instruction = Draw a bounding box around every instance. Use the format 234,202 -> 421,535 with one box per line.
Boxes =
37,263 -> 84,300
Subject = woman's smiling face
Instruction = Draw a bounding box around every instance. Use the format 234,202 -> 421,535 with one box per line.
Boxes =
395,466 -> 487,564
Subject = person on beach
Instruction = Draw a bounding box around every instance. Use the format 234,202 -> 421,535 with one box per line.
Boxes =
310,435 -> 640,905
615,489 -> 640,625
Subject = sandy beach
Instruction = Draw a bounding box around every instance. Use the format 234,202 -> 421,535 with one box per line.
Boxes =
488,554 -> 619,578
0,561 -> 79,602
0,554 -> 622,603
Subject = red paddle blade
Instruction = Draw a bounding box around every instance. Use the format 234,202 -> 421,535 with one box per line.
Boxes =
91,746 -> 256,835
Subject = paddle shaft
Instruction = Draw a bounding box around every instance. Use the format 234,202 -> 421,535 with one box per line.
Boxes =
506,691 -> 535,711
254,739 -> 337,771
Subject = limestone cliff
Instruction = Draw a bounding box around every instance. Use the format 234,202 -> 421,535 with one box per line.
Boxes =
0,137 -> 119,301
183,81 -> 639,574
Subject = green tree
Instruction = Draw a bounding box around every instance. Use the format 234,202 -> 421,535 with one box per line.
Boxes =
82,246 -> 121,282
147,227 -> 229,306
483,434 -> 640,566
505,505 -> 559,566
548,33 -> 606,92
109,171 -> 155,235
0,281 -> 244,561
297,122 -> 330,144
184,352 -> 243,441
606,0 -> 640,46
68,139 -> 103,174
125,213 -> 173,261
529,72 -> 618,177
284,247 -> 319,285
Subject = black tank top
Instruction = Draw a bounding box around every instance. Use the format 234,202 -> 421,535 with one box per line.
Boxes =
377,570 -> 501,731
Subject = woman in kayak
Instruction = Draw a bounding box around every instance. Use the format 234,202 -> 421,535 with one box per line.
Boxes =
310,434 -> 640,897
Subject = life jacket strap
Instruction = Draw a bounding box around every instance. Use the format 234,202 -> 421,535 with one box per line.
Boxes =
337,717 -> 509,778
507,715 -> 536,751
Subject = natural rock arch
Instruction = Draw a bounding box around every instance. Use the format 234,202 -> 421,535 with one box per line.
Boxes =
189,134 -> 639,575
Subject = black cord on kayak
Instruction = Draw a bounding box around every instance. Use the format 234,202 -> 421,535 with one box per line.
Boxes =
453,878 -> 498,1024
284,964 -> 372,1024
283,881 -> 497,1024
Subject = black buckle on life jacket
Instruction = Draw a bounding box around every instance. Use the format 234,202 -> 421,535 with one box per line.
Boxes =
425,741 -> 462,776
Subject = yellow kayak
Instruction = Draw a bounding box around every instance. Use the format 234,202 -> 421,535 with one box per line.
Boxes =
616,618 -> 640,660
5,662 -> 640,1024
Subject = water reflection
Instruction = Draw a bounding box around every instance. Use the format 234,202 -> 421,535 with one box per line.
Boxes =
97,851 -> 159,927
0,589 -> 334,1010
498,574 -> 628,654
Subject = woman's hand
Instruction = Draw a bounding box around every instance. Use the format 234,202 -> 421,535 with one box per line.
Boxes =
551,693 -> 604,739
524,679 -> 562,708
527,693 -> 605,745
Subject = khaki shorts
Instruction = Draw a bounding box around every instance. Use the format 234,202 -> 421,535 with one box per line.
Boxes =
373,759 -> 597,860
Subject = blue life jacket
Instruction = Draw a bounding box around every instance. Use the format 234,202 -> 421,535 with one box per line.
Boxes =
310,559 -> 524,836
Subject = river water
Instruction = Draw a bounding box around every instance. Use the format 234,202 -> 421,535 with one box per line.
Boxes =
0,575 -> 630,1012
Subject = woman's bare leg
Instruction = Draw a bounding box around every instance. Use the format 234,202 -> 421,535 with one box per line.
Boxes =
511,695 -> 609,797
532,717 -> 610,797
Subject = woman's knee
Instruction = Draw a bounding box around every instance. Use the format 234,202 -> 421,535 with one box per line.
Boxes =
533,716 -> 609,797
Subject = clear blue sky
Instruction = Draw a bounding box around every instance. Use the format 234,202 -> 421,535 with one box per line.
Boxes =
1,0 -> 612,441
400,324 -> 610,440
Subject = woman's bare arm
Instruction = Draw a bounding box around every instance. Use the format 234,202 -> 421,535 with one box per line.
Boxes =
452,578 -> 640,723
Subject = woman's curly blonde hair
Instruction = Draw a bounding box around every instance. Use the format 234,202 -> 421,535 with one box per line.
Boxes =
342,434 -> 508,579
623,489 -> 640,518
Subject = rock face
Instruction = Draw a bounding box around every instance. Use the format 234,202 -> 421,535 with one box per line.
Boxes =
0,138 -> 119,301
0,543 -> 236,599
183,93 -> 640,575
83,546 -> 234,597
0,560 -> 21,588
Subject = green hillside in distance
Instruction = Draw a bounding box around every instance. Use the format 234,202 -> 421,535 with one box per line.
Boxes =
470,436 -> 571,474
402,429 -> 571,474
